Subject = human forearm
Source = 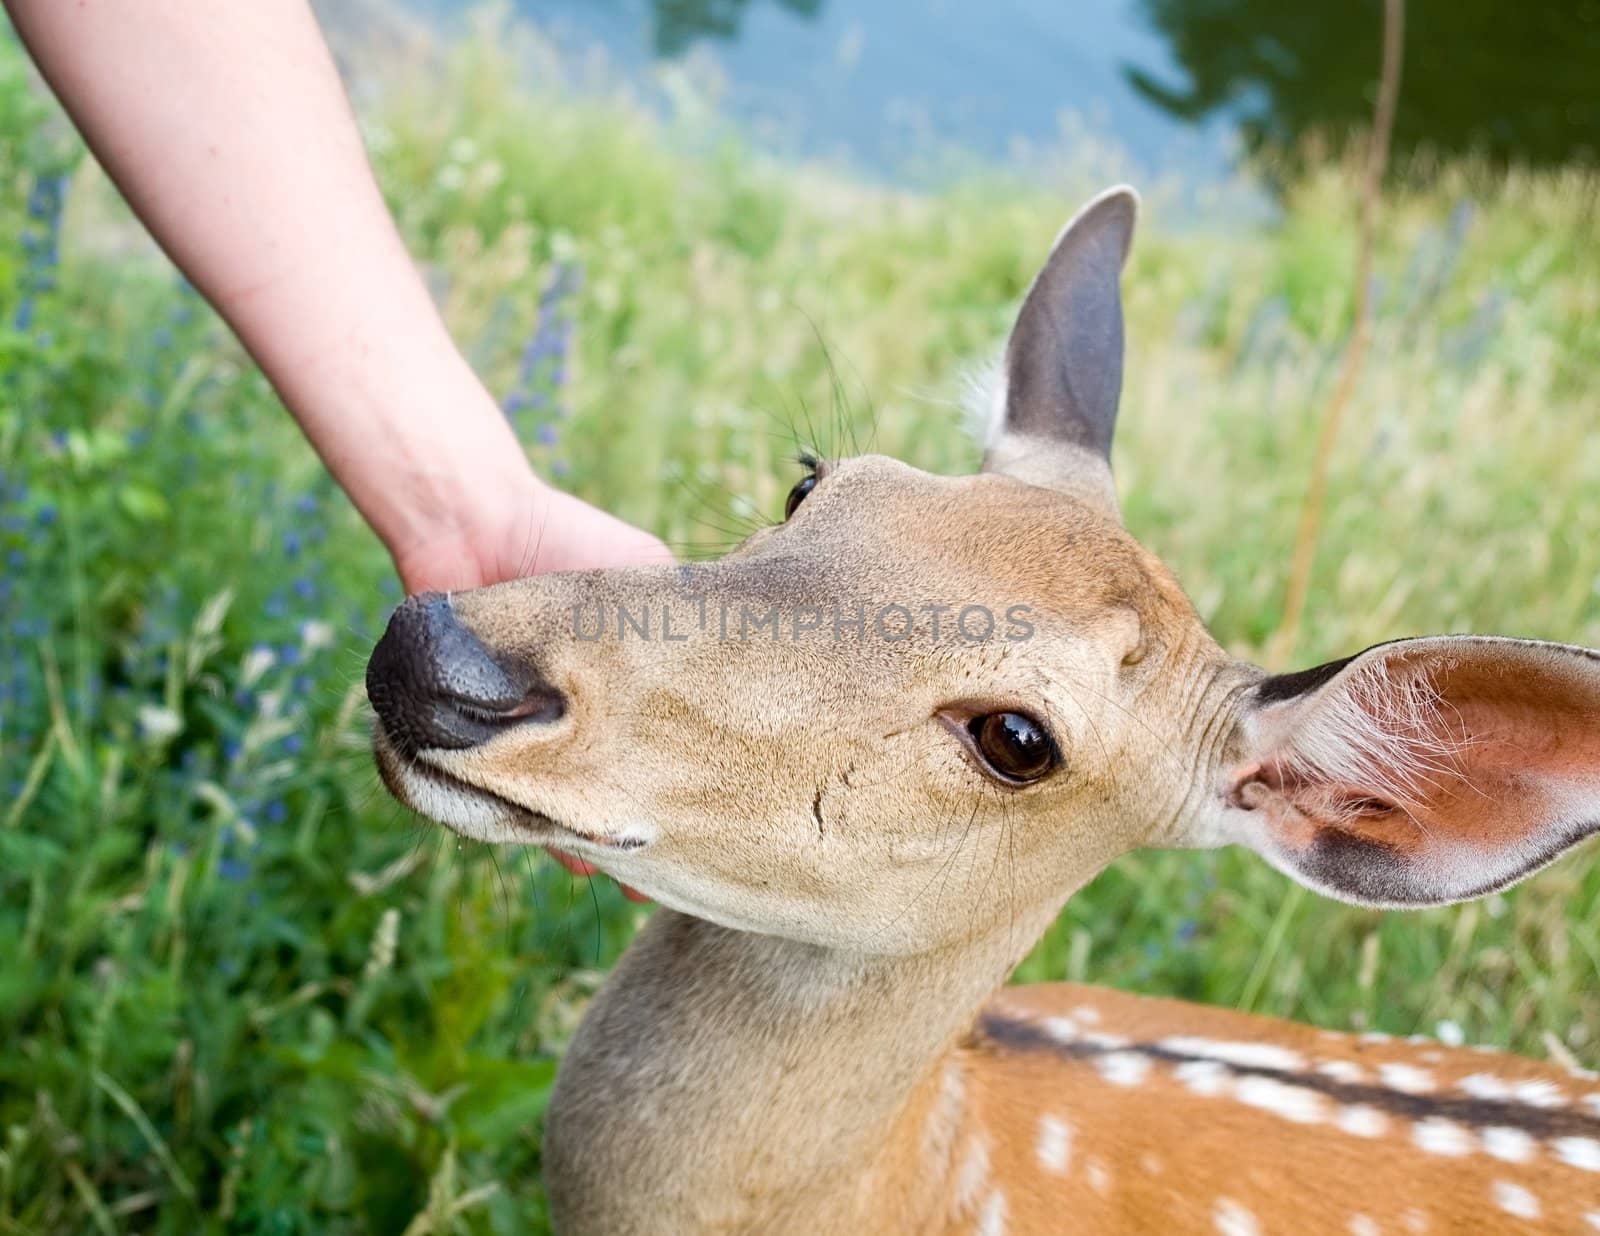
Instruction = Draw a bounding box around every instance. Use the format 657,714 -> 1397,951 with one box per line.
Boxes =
4,0 -> 528,567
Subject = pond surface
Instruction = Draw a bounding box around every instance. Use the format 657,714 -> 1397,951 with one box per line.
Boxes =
411,0 -> 1599,186
487,0 -> 1236,181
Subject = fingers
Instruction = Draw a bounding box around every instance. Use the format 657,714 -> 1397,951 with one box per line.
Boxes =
549,847 -> 650,904
549,848 -> 598,877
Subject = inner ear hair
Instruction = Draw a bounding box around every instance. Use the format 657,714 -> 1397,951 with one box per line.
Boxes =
1251,653 -> 1475,825
1232,635 -> 1600,908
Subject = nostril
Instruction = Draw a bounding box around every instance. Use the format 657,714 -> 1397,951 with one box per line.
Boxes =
366,592 -> 566,752
453,683 -> 566,727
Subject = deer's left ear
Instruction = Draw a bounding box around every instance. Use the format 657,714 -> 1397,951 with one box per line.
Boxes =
982,185 -> 1138,517
1220,636 -> 1600,908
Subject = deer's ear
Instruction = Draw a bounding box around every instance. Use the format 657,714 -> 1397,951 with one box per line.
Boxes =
982,185 -> 1138,516
1221,636 -> 1600,908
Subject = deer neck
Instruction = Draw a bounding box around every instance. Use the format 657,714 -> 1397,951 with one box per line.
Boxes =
544,908 -> 1049,1235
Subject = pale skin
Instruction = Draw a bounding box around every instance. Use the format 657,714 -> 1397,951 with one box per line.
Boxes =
4,0 -> 661,890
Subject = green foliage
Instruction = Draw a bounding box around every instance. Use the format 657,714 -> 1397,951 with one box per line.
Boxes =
3,19 -> 1599,1233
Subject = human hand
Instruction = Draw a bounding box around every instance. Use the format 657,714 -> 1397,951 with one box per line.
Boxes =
392,472 -> 671,903
392,474 -> 674,595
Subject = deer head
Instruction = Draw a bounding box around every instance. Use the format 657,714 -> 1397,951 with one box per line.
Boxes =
367,187 -> 1600,957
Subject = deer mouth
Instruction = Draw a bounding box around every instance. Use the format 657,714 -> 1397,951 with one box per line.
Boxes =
373,732 -> 637,854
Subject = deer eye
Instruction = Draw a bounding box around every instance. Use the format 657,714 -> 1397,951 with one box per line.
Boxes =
968,712 -> 1058,785
784,474 -> 817,520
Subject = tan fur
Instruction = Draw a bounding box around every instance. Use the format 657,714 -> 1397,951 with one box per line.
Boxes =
371,198 -> 1600,1231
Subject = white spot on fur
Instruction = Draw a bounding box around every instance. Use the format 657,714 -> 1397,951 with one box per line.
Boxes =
1459,1073 -> 1510,1100
1586,1094 -> 1600,1117
976,1189 -> 1008,1236
1043,1016 -> 1080,1044
1413,1119 -> 1472,1156
1319,1060 -> 1368,1084
1161,1036 -> 1305,1072
1083,1031 -> 1131,1051
1481,1126 -> 1534,1163
1213,1197 -> 1260,1236
1513,1079 -> 1564,1108
1236,1076 -> 1326,1124
1490,1180 -> 1540,1220
1176,1059 -> 1230,1097
1435,1020 -> 1465,1047
1403,1208 -> 1429,1233
1555,1136 -> 1600,1171
1035,1115 -> 1072,1176
1073,1004 -> 1103,1026
1379,1063 -> 1436,1094
1585,1210 -> 1600,1230
1361,1032 -> 1393,1044
1140,1151 -> 1163,1176
1096,1051 -> 1152,1087
954,1135 -> 990,1211
1087,1159 -> 1112,1196
1336,1105 -> 1388,1138
1348,1217 -> 1380,1236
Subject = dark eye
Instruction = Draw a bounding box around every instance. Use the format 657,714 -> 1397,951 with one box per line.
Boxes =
968,712 -> 1058,784
784,473 -> 817,520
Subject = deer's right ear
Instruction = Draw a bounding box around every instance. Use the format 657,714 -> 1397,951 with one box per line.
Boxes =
1218,636 -> 1600,909
982,185 -> 1138,517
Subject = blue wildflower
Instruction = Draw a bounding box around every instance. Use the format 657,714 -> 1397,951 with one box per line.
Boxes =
26,174 -> 65,221
264,800 -> 288,824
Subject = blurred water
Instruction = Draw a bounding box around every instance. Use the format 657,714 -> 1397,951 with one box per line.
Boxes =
414,0 -> 1237,182
401,0 -> 1598,187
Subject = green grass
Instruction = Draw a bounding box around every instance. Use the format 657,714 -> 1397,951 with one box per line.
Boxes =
3,15 -> 1600,1233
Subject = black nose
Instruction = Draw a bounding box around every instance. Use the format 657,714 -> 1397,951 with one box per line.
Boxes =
366,593 -> 565,752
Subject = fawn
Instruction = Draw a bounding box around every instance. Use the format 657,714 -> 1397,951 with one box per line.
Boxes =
367,187 -> 1600,1234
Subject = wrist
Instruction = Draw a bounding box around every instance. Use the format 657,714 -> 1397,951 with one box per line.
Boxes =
289,333 -> 537,570
383,447 -> 542,593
